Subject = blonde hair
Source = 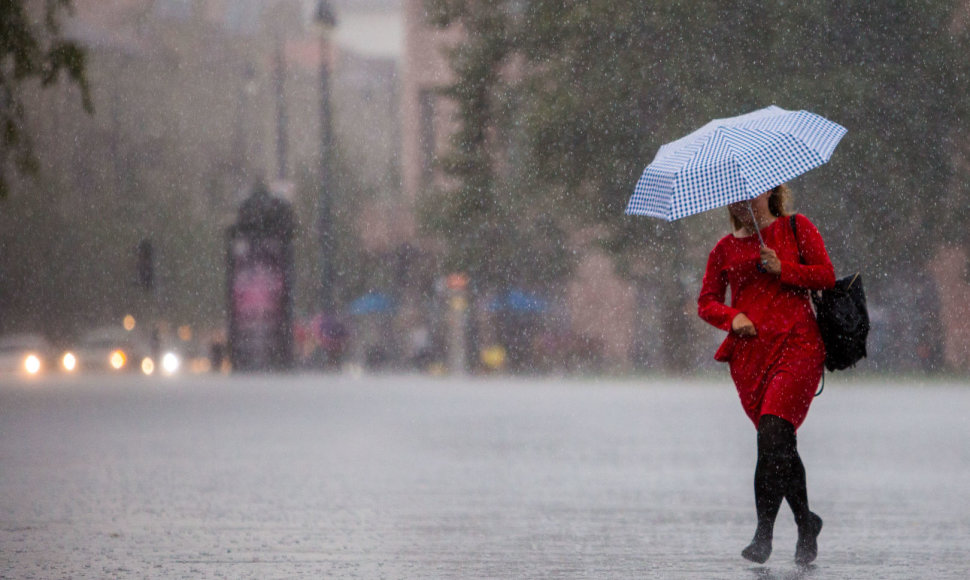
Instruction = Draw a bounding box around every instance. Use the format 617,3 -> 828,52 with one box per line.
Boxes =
730,184 -> 792,230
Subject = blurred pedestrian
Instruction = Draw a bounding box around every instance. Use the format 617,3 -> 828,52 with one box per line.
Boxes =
697,184 -> 835,565
209,340 -> 226,373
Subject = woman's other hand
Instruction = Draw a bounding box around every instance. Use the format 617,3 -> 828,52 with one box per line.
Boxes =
732,313 -> 757,337
760,246 -> 781,275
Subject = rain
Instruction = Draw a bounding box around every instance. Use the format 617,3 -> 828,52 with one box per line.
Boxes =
2,0 -> 970,578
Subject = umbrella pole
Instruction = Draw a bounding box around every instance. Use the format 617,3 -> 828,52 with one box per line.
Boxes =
746,200 -> 766,247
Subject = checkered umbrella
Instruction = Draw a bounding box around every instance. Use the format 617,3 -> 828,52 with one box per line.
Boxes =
625,106 -> 847,222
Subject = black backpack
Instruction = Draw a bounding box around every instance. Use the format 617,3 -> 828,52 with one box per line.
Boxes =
791,215 -> 869,372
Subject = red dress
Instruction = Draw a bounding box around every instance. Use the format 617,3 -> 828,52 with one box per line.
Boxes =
698,214 -> 835,430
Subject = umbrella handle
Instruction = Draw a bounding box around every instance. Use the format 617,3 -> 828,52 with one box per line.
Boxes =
746,200 -> 766,247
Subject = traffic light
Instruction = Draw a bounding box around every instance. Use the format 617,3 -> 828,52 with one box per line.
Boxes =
136,239 -> 154,291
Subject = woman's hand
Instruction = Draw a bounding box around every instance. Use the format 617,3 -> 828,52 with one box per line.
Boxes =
732,313 -> 757,337
760,246 -> 781,275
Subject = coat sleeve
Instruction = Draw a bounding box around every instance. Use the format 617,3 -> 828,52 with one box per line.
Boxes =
698,243 -> 741,332
779,214 -> 836,290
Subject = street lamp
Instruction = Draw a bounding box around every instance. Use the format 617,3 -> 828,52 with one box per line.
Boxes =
315,0 -> 337,313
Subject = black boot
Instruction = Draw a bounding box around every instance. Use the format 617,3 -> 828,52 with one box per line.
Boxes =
743,415 -> 792,564
795,512 -> 823,565
742,528 -> 773,564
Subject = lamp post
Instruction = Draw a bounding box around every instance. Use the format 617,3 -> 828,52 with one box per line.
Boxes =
315,0 -> 337,313
273,32 -> 288,181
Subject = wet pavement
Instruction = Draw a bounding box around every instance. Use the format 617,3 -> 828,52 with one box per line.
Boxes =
1,373 -> 968,579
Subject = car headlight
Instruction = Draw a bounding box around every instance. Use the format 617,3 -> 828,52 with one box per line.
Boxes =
61,352 -> 77,372
109,350 -> 127,370
161,352 -> 180,375
141,357 -> 155,375
24,354 -> 42,375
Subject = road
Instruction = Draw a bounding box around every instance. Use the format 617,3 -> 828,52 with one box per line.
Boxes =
1,373 -> 968,579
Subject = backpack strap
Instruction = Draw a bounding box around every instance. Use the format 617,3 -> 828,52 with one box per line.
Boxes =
790,213 -> 825,396
790,214 -> 800,263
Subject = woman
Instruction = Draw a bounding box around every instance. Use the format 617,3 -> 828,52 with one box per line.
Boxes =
697,184 -> 835,565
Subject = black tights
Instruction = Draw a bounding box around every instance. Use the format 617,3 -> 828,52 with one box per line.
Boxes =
753,414 -> 811,540
743,414 -> 822,564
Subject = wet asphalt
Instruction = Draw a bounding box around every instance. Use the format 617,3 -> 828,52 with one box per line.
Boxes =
1,373 -> 968,579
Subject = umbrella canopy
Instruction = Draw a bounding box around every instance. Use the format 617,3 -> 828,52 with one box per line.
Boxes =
625,106 -> 847,221
487,289 -> 550,314
348,292 -> 395,315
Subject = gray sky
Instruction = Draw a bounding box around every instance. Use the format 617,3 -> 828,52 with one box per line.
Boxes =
322,0 -> 402,59
335,9 -> 402,59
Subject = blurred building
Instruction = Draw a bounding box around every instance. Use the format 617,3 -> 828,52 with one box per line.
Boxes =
927,5 -> 970,373
399,0 -> 638,371
929,247 -> 969,371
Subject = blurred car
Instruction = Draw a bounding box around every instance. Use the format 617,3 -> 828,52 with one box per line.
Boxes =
63,326 -> 190,376
0,333 -> 55,377
66,327 -> 155,374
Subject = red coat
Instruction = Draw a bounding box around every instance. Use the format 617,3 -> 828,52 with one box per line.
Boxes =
698,214 -> 835,429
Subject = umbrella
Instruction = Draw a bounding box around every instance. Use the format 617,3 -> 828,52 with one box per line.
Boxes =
487,289 -> 550,313
625,106 -> 846,244
348,292 -> 395,315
